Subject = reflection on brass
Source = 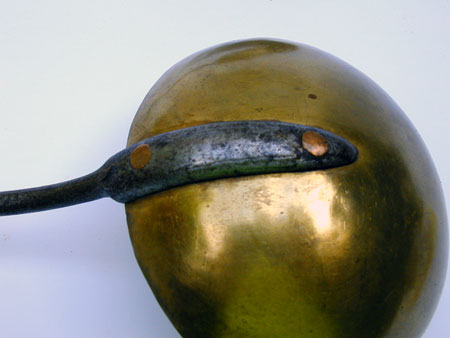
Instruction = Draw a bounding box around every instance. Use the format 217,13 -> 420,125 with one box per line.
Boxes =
302,131 -> 329,157
126,39 -> 448,337
130,144 -> 151,169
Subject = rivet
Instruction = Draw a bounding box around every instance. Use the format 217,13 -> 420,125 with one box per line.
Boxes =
130,144 -> 151,169
302,131 -> 328,157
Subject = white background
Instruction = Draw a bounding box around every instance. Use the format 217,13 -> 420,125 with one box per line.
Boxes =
0,1 -> 449,337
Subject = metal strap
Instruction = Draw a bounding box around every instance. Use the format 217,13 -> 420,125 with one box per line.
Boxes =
0,121 -> 358,215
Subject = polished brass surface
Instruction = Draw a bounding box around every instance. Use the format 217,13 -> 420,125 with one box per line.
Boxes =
125,39 -> 448,337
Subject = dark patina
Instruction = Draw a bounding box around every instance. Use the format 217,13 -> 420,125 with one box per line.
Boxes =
0,120 -> 357,216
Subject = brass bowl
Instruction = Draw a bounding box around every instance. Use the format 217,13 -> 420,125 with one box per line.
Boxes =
125,39 -> 448,338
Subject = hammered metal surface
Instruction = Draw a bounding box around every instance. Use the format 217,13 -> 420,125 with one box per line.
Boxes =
126,39 -> 448,338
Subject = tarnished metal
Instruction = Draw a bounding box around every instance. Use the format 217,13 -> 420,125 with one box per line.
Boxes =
126,39 -> 448,338
0,121 -> 357,215
104,121 -> 357,203
0,171 -> 107,216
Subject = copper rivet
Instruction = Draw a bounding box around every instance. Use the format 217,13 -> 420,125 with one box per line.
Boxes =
302,131 -> 328,157
130,144 -> 151,169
